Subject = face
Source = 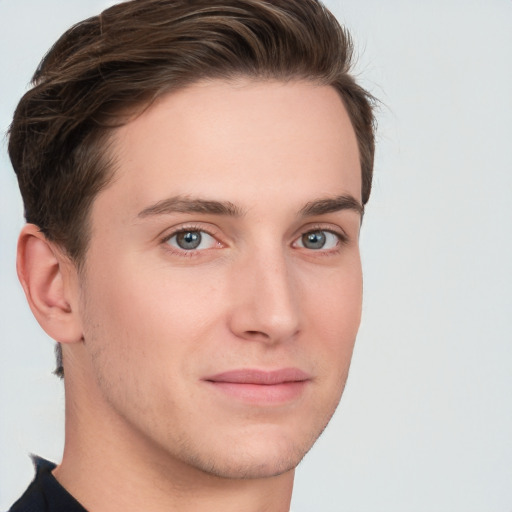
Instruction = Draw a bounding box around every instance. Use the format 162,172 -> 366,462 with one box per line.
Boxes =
74,80 -> 363,479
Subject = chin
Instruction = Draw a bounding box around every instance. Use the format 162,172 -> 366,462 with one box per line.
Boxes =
179,424 -> 323,480
195,447 -> 303,480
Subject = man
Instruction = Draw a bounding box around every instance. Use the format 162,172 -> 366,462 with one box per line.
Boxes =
7,0 -> 375,510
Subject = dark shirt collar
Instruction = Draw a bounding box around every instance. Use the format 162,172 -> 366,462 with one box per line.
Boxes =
9,456 -> 87,512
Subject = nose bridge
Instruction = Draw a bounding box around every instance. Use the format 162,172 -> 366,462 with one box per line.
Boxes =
229,239 -> 300,342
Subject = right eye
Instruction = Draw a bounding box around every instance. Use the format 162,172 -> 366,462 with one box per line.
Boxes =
165,229 -> 218,252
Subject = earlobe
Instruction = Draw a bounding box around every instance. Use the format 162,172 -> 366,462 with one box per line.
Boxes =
17,224 -> 83,344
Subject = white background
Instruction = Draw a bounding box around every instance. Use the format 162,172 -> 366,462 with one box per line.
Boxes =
1,1 -> 511,511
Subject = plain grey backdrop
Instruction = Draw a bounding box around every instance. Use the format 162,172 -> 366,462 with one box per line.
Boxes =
1,1 -> 511,511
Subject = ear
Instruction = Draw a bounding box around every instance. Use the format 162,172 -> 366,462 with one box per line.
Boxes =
17,224 -> 83,344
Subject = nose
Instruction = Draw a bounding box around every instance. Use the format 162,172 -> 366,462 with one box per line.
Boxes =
227,248 -> 301,344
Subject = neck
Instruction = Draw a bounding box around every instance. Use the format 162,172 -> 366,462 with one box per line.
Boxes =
54,362 -> 294,512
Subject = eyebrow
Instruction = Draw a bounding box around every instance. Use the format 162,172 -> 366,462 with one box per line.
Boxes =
137,195 -> 244,218
299,195 -> 364,217
137,193 -> 363,220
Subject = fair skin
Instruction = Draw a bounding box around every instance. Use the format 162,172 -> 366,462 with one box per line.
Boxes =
17,79 -> 363,512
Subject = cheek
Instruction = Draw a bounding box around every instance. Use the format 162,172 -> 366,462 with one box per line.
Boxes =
303,259 -> 362,334
82,258 -> 226,359
78,260 -> 223,416
298,259 -> 362,386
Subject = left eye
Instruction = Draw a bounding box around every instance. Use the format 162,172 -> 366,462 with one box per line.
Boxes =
166,230 -> 217,251
295,230 -> 340,250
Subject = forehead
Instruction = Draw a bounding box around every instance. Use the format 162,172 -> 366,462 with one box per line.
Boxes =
99,79 -> 361,216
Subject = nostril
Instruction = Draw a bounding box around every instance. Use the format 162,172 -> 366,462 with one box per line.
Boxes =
245,330 -> 270,339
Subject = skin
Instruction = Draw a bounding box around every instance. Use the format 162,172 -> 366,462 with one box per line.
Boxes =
18,79 -> 363,512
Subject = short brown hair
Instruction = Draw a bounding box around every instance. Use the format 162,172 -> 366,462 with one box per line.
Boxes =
8,0 -> 376,376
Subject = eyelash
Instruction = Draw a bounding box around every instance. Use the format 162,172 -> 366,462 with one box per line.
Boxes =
160,224 -> 348,257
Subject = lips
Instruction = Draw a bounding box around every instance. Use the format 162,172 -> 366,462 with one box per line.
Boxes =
203,368 -> 311,404
206,368 -> 310,385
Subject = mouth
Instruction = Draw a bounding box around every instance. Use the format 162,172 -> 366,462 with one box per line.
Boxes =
203,368 -> 311,404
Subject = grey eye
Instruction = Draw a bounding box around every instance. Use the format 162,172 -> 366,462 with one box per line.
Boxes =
301,231 -> 327,250
296,230 -> 341,250
166,230 -> 217,251
176,231 -> 202,250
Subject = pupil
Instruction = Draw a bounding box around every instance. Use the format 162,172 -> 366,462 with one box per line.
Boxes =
303,231 -> 326,249
177,231 -> 201,249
